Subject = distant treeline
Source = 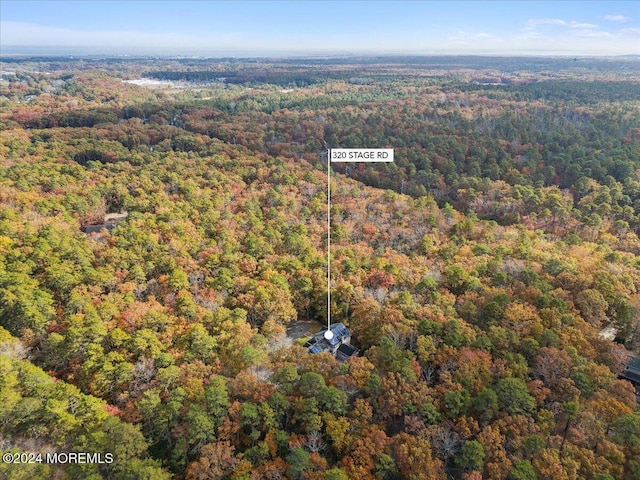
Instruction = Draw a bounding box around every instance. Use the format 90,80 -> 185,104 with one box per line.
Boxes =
457,80 -> 640,103
4,54 -> 638,73
146,69 -> 365,87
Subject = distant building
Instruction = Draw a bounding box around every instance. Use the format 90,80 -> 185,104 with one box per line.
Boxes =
622,356 -> 640,384
305,323 -> 359,360
82,212 -> 128,234
620,355 -> 640,399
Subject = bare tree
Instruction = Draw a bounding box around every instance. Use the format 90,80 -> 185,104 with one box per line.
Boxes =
305,430 -> 326,453
432,425 -> 461,462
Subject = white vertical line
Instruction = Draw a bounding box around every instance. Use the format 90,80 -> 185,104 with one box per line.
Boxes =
327,148 -> 331,332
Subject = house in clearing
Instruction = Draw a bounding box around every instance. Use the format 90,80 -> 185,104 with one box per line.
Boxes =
82,212 -> 128,234
305,323 -> 359,360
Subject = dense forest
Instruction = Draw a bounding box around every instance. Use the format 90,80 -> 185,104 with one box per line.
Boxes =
1,56 -> 640,480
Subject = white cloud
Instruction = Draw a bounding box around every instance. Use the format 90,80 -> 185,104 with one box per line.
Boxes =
604,14 -> 632,23
568,21 -> 599,29
524,18 -> 599,31
447,30 -> 503,48
451,31 -> 498,39
575,30 -> 615,38
512,17 -> 638,55
523,18 -> 567,31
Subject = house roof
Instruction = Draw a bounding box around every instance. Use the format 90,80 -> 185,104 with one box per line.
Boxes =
627,356 -> 640,371
83,224 -> 116,234
104,212 -> 128,223
337,344 -> 358,357
315,323 -> 350,341
329,323 -> 350,338
622,370 -> 640,385
308,323 -> 353,355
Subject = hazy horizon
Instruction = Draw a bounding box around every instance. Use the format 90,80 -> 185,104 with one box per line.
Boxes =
2,1 -> 639,57
3,46 -> 640,59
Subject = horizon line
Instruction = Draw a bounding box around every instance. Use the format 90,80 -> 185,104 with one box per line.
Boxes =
2,48 -> 640,60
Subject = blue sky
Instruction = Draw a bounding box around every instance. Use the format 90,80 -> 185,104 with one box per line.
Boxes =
1,1 -> 638,55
